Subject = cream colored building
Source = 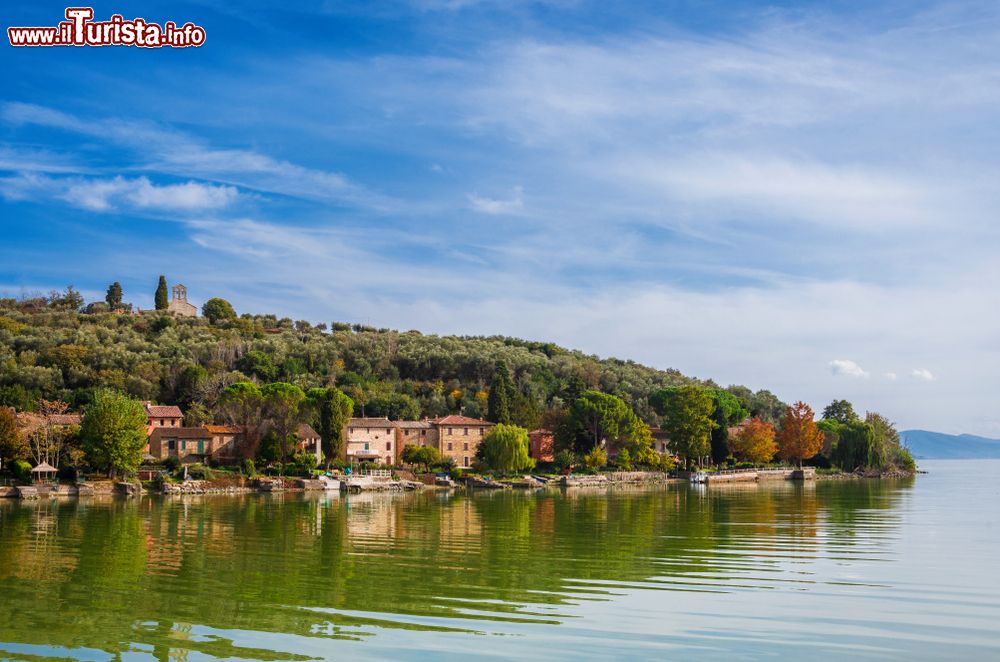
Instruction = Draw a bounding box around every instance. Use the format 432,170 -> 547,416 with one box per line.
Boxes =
343,417 -> 397,465
431,415 -> 493,468
167,284 -> 197,317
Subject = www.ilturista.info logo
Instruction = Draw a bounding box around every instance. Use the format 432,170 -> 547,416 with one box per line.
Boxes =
8,8 -> 206,48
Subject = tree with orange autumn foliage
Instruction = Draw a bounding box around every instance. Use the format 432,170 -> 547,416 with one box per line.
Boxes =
730,417 -> 777,465
776,401 -> 823,467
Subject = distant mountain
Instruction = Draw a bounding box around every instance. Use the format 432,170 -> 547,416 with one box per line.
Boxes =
900,430 -> 1000,459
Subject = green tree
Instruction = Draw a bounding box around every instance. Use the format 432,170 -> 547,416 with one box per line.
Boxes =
218,382 -> 265,458
569,391 -> 634,452
367,392 -> 420,420
105,282 -> 123,311
79,390 -> 147,479
653,385 -> 717,470
709,388 -> 749,465
202,298 -> 237,323
154,276 -> 169,310
401,443 -> 440,472
0,406 -> 28,470
487,361 -> 515,424
831,419 -> 873,471
478,424 -> 534,473
261,382 -> 306,471
308,386 -> 353,467
822,399 -> 859,424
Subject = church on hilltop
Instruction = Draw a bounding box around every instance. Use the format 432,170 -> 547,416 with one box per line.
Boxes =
167,284 -> 197,317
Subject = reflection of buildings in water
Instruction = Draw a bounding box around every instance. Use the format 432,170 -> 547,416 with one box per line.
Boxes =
346,493 -> 400,541
144,499 -> 237,576
439,498 -> 481,542
0,501 -> 79,582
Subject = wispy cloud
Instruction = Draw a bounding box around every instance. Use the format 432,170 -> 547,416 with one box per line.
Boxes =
468,186 -> 524,214
911,368 -> 936,382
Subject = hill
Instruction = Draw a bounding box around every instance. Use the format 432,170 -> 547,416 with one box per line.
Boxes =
900,430 -> 1000,459
0,289 -> 787,428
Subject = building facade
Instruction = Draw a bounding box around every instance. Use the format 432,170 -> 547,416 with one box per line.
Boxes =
343,417 -> 397,465
148,427 -> 214,463
431,415 -> 493,468
144,402 -> 183,436
296,423 -> 323,464
167,284 -> 197,317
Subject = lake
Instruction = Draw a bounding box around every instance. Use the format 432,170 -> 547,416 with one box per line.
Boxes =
1,459 -> 998,660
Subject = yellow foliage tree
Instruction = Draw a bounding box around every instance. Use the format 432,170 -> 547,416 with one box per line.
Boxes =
730,417 -> 777,465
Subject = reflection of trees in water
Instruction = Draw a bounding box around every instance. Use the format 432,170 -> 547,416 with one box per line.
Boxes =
0,480 -> 913,658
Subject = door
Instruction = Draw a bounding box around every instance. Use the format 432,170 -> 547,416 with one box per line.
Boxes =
197,440 -> 205,455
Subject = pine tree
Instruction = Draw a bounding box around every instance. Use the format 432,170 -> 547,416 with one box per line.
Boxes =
487,360 -> 514,424
105,282 -> 123,311
154,275 -> 169,310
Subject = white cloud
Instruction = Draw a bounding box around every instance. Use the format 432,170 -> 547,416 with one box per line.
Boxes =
2,174 -> 238,212
829,359 -> 869,378
911,368 -> 936,382
468,186 -> 524,215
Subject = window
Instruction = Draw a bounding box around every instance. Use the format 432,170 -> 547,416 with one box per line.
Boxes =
463,456 -> 470,467
181,440 -> 187,450
386,428 -> 391,434
464,442 -> 469,451
479,427 -> 485,436
172,419 -> 177,426
463,427 -> 469,436
349,427 -> 354,434
386,441 -> 391,450
447,442 -> 453,451
448,427 -> 454,435
167,439 -> 176,450
364,442 -> 369,450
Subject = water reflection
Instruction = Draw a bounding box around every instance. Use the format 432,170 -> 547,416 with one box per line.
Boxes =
0,476 -> 926,660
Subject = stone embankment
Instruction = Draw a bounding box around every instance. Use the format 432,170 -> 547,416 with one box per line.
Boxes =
560,471 -> 672,487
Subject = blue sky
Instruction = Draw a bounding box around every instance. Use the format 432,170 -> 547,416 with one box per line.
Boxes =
2,1 -> 999,435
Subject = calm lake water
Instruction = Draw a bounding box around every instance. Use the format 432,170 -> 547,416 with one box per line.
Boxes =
1,459 -> 998,660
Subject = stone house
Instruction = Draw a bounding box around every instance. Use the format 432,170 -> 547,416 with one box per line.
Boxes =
296,423 -> 322,464
430,415 -> 493,468
396,420 -> 436,455
528,428 -> 555,462
167,284 -> 197,317
144,402 -> 183,436
205,424 -> 243,462
343,417 -> 397,465
148,426 -> 214,463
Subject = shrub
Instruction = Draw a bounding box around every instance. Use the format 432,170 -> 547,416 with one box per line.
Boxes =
583,447 -> 607,471
12,460 -> 32,483
163,456 -> 180,472
554,449 -> 577,473
449,467 -> 464,481
242,458 -> 258,478
288,451 -> 318,477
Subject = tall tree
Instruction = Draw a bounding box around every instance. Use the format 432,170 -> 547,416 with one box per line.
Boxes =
478,424 -> 534,473
105,282 -> 123,311
218,382 -> 265,459
261,382 -> 306,469
308,386 -> 353,468
0,406 -> 28,470
79,390 -> 147,479
709,389 -> 749,464
154,276 -> 169,310
569,391 -> 634,452
776,401 -> 824,467
653,385 -> 717,470
822,399 -> 859,424
487,361 -> 515,424
730,417 -> 777,465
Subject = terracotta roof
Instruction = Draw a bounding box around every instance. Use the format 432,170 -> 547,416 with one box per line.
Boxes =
433,415 -> 493,426
150,427 -> 210,441
144,403 -> 183,418
48,414 -> 81,426
205,425 -> 241,434
347,417 -> 394,427
297,423 -> 320,439
529,428 -> 553,435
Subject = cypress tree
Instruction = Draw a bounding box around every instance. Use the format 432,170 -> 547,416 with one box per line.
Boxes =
487,360 -> 514,424
154,275 -> 169,310
105,282 -> 123,310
